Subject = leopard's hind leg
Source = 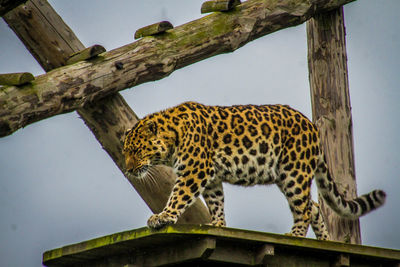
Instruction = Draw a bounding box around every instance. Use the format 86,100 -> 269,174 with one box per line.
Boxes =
310,200 -> 331,240
277,170 -> 313,237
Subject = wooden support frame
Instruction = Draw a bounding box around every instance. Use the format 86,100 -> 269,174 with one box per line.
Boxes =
0,0 -> 355,137
1,0 -> 370,251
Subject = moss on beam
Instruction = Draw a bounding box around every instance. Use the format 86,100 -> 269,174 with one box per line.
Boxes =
43,225 -> 400,266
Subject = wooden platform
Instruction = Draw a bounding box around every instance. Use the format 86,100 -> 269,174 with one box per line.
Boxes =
43,225 -> 400,266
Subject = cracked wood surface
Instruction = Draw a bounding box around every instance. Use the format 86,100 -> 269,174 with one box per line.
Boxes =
0,0 -> 355,137
307,7 -> 361,244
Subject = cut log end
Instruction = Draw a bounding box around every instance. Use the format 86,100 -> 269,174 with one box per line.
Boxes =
201,0 -> 241,14
134,21 -> 173,39
66,44 -> 106,65
0,72 -> 34,86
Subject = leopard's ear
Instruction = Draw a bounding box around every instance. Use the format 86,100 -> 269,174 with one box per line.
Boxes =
143,120 -> 158,136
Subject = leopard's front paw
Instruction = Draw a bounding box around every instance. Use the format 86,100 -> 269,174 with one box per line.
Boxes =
147,212 -> 176,229
206,219 -> 226,227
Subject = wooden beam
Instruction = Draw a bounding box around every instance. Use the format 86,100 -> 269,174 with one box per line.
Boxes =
307,7 -> 361,244
0,0 -> 27,16
3,0 -> 83,71
0,0 -> 355,137
3,0 -> 211,224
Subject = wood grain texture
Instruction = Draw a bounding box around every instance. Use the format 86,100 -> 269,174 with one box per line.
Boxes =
0,0 -> 355,137
307,7 -> 361,244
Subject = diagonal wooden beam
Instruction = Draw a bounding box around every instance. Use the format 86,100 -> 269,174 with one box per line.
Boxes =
3,0 -> 211,224
0,0 -> 355,137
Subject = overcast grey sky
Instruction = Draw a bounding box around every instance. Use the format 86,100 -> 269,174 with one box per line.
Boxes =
0,0 -> 399,266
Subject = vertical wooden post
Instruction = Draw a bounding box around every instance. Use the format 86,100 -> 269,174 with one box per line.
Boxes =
3,0 -> 210,224
307,7 -> 361,243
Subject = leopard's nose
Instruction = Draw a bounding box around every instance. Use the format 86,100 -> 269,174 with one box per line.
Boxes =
125,157 -> 135,172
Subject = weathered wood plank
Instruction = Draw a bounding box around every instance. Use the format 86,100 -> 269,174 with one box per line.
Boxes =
137,237 -> 216,266
3,0 -> 212,224
3,0 -> 83,71
42,225 -> 400,267
0,0 -> 355,137
307,7 -> 361,244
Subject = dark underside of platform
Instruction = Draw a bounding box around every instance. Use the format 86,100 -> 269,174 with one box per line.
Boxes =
43,225 -> 400,267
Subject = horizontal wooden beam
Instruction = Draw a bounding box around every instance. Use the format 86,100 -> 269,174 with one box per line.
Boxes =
0,0 -> 27,16
0,0 -> 355,137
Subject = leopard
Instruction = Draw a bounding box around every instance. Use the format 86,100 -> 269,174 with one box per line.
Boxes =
123,101 -> 386,240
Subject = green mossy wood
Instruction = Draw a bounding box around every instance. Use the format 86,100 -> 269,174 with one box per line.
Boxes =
42,225 -> 400,267
0,72 -> 34,85
201,0 -> 241,14
134,21 -> 174,39
66,45 -> 106,65
0,0 -> 355,137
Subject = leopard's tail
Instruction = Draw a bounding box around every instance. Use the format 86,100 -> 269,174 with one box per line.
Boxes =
315,156 -> 386,219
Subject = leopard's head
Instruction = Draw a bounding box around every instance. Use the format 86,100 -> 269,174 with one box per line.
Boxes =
123,118 -> 171,179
